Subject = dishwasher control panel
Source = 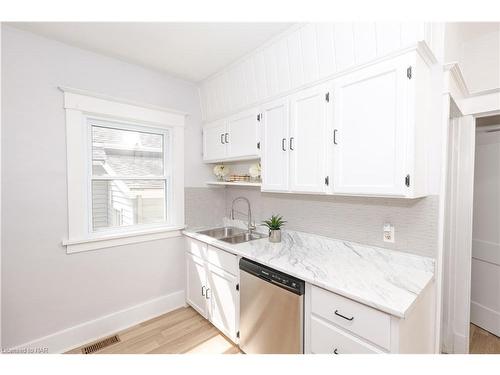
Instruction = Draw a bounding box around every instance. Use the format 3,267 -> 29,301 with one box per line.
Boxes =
239,258 -> 305,295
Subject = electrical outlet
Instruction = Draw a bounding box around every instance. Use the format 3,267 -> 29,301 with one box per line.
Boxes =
383,223 -> 395,243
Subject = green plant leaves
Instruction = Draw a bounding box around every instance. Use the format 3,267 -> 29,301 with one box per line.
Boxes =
261,214 -> 286,230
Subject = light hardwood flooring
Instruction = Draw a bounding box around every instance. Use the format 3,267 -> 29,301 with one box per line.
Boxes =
469,323 -> 500,354
66,307 -> 241,354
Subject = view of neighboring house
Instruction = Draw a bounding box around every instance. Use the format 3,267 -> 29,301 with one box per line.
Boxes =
91,124 -> 167,230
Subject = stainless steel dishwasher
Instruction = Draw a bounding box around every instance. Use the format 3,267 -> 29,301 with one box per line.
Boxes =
239,258 -> 305,354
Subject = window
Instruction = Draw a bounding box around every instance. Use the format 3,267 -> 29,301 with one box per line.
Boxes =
90,120 -> 170,232
61,87 -> 185,253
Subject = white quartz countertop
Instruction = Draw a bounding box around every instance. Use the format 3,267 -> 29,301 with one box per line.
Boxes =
182,223 -> 435,318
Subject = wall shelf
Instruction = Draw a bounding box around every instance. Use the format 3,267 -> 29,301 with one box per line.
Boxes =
206,181 -> 261,187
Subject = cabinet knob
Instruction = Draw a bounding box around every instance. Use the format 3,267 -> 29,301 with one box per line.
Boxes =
333,348 -> 339,354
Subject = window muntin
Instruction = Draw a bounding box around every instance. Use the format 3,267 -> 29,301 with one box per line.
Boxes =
89,120 -> 169,232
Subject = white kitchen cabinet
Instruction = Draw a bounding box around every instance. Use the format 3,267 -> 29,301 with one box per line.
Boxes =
260,97 -> 290,192
305,283 -> 436,354
261,84 -> 331,194
203,120 -> 227,162
203,108 -> 259,163
185,238 -> 239,343
186,252 -> 208,319
206,263 -> 238,341
289,84 -> 331,193
331,49 -> 432,198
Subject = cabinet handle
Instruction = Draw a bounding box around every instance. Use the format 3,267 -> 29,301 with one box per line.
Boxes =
225,133 -> 229,144
289,137 -> 294,150
334,309 -> 354,321
201,285 -> 206,297
282,138 -> 287,151
333,129 -> 338,145
333,348 -> 339,355
205,288 -> 211,299
221,134 -> 225,144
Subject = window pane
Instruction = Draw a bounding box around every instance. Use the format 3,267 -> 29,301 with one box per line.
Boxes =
92,126 -> 164,177
92,180 -> 166,230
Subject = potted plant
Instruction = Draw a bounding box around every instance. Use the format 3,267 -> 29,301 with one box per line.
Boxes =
262,215 -> 286,243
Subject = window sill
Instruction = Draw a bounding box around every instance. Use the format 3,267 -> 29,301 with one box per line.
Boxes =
63,225 -> 185,254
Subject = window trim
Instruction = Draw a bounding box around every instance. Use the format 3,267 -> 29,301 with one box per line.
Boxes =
60,87 -> 186,254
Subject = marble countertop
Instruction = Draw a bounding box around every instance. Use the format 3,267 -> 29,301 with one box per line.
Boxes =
183,220 -> 435,318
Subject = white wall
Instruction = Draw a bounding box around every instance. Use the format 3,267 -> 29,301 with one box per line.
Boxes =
0,26 -> 204,349
445,22 -> 500,94
471,127 -> 500,335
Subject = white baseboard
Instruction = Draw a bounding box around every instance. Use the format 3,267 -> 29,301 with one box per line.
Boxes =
471,301 -> 500,337
11,290 -> 186,354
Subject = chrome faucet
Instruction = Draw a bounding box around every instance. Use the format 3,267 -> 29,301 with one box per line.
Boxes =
230,197 -> 256,233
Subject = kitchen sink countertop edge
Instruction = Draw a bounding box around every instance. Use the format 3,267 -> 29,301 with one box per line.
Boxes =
182,222 -> 435,319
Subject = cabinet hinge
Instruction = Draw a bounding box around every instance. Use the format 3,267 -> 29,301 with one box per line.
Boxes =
325,92 -> 330,102
325,176 -> 329,186
257,142 -> 260,150
236,283 -> 240,291
407,66 -> 412,80
236,331 -> 240,339
257,113 -> 260,122
405,174 -> 411,187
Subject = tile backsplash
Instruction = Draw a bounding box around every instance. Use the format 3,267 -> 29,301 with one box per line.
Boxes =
186,186 -> 438,258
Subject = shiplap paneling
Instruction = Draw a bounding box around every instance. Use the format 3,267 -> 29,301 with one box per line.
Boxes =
333,23 -> 356,72
253,50 -> 268,101
299,24 -> 320,84
287,29 -> 305,89
199,22 -> 433,121
376,23 -> 402,57
275,37 -> 292,93
315,23 -> 337,79
242,57 -> 258,105
353,22 -> 377,65
264,44 -> 279,98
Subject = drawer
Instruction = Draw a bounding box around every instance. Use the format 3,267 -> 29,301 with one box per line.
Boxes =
311,285 -> 391,349
185,237 -> 208,259
207,245 -> 238,275
310,315 -> 381,354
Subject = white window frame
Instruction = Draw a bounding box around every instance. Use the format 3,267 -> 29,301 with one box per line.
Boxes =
60,87 -> 186,253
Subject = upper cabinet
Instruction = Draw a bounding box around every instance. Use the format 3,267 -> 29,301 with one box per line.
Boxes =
203,108 -> 260,163
261,84 -> 331,194
200,23 -> 437,198
331,52 -> 428,197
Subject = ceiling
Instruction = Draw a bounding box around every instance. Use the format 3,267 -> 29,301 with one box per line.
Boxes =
8,22 -> 294,82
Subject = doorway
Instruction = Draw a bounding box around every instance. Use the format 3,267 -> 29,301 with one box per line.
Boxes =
469,115 -> 500,353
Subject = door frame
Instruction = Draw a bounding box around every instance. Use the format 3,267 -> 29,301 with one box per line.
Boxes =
439,63 -> 500,353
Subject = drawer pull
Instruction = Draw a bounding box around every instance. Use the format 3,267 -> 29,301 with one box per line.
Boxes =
333,348 -> 339,355
334,310 -> 354,321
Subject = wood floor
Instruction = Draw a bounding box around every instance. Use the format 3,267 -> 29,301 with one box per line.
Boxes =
469,323 -> 500,354
66,307 -> 241,354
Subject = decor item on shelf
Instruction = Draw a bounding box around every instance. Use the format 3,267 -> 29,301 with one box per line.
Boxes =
213,164 -> 230,181
228,174 -> 251,182
249,162 -> 261,182
262,214 -> 286,243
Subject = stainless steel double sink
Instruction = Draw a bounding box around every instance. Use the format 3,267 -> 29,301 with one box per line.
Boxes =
197,226 -> 267,244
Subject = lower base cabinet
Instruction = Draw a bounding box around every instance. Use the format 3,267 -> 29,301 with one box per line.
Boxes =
305,283 -> 436,354
185,238 -> 239,343
310,315 -> 381,354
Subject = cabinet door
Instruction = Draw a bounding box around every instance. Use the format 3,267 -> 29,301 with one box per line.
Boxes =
206,264 -> 238,342
186,252 -> 208,319
332,57 -> 408,196
261,97 -> 290,192
226,109 -> 259,160
289,84 -> 331,193
203,120 -> 227,162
